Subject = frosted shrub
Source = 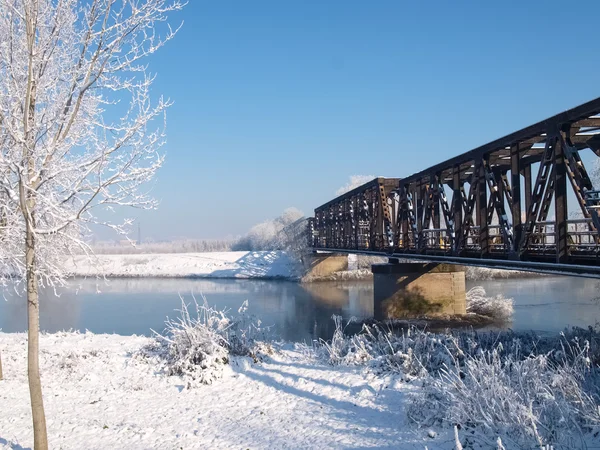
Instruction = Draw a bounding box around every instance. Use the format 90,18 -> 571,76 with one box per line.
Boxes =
227,300 -> 274,360
409,336 -> 600,449
466,286 -> 514,321
153,296 -> 231,385
318,316 -> 363,366
148,296 -> 272,386
316,317 -> 461,378
315,317 -> 600,448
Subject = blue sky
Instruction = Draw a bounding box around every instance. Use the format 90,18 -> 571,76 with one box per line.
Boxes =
129,0 -> 600,240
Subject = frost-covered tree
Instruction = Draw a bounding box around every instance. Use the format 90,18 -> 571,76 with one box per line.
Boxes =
233,207 -> 304,251
335,174 -> 375,196
277,206 -> 304,227
0,1 -> 183,448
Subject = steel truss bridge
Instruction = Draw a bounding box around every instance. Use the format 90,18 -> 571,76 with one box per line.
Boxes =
309,98 -> 600,277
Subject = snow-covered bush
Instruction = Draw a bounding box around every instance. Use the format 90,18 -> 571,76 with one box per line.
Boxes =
317,316 -> 365,366
410,336 -> 600,449
227,300 -> 274,360
466,286 -> 514,321
147,296 -> 272,387
151,297 -> 231,385
316,318 -> 600,372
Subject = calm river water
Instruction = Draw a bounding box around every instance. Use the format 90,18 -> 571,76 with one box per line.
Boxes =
1,276 -> 599,342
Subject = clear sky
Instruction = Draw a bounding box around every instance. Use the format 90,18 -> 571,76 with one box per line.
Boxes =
128,0 -> 600,241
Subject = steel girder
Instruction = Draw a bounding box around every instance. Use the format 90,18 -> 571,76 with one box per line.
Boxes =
311,97 -> 600,274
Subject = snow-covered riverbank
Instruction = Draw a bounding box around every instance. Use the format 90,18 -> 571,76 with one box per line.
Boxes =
64,251 -> 302,280
0,332 -> 446,450
2,309 -> 598,449
63,250 -> 540,282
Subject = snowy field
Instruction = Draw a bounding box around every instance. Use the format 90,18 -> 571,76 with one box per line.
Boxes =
0,332 -> 449,450
64,251 -> 301,279
61,250 -> 541,282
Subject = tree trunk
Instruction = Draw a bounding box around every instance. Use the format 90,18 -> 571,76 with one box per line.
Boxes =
26,227 -> 48,450
22,2 -> 47,446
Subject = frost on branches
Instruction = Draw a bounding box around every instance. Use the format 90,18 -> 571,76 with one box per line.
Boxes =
0,2 -> 183,448
0,0 -> 183,288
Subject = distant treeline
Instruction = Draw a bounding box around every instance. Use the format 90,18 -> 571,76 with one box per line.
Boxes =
92,207 -> 307,255
92,239 -> 236,254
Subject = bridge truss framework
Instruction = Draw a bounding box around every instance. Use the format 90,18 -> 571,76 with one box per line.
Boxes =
310,97 -> 600,277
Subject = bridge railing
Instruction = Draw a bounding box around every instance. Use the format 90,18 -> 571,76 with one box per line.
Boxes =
567,219 -> 599,252
310,218 -> 599,257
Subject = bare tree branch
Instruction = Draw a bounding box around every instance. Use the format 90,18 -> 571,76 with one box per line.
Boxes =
0,1 -> 184,448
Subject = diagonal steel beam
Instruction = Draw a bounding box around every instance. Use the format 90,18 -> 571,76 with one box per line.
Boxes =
483,160 -> 514,250
519,136 -> 557,253
458,166 -> 479,253
560,133 -> 600,233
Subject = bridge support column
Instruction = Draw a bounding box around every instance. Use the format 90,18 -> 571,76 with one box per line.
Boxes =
302,253 -> 348,281
372,263 -> 466,320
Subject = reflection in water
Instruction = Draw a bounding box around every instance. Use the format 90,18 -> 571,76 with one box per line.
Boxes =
1,276 -> 599,341
2,287 -> 82,334
0,278 -> 374,342
467,277 -> 600,333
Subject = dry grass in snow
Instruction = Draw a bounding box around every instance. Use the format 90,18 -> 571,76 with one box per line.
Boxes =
312,317 -> 600,449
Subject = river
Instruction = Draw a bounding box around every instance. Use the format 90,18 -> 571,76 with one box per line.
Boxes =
1,276 -> 599,342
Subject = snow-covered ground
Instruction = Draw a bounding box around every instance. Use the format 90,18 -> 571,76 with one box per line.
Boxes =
64,251 -> 301,280
0,332 -> 449,450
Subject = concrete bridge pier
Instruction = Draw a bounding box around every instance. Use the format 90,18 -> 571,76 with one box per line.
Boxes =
372,262 -> 466,320
302,253 -> 348,280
